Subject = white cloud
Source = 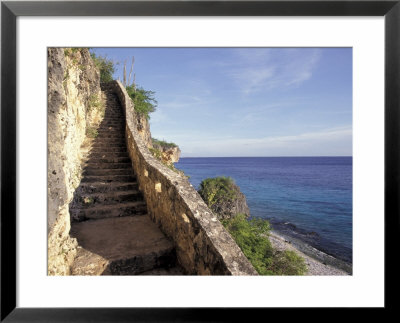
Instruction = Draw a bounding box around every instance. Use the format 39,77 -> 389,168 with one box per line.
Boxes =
225,48 -> 321,94
161,95 -> 204,109
179,126 -> 352,157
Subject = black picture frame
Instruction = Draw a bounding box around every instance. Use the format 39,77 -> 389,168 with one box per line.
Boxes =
1,0 -> 399,321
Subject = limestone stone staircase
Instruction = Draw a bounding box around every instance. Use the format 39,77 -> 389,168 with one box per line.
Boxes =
69,85 -> 183,275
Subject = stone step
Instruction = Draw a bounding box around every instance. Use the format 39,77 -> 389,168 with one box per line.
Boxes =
97,126 -> 124,131
73,190 -> 144,208
84,162 -> 131,169
102,114 -> 123,117
100,121 -> 123,124
102,116 -> 123,120
86,157 -> 130,164
96,127 -> 124,133
82,168 -> 133,176
71,201 -> 147,221
99,125 -> 124,129
91,140 -> 126,145
104,109 -> 120,112
77,181 -> 139,194
89,146 -> 128,153
91,143 -> 126,149
94,137 -> 125,142
88,152 -> 130,159
91,139 -> 126,145
95,132 -> 125,137
93,132 -> 124,137
103,109 -> 121,112
92,134 -> 125,139
93,139 -> 125,145
101,116 -> 125,124
97,124 -> 124,128
81,174 -> 136,183
102,113 -> 122,117
95,135 -> 125,140
140,266 -> 185,275
102,115 -> 123,119
97,125 -> 122,129
100,119 -> 124,123
70,216 -> 176,275
102,117 -> 122,120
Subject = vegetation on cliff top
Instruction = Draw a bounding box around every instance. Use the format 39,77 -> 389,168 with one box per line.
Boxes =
126,85 -> 157,120
198,177 -> 238,209
152,138 -> 178,149
199,177 -> 307,275
149,147 -> 182,175
90,52 -> 115,83
198,176 -> 250,219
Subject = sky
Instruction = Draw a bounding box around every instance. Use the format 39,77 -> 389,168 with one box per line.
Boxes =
91,48 -> 352,157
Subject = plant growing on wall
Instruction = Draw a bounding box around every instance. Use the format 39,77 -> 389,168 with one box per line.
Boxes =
90,52 -> 115,83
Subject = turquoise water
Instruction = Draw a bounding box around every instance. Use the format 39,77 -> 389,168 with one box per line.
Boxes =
175,157 -> 352,264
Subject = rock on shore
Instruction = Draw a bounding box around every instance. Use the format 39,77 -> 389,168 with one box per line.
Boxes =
268,231 -> 349,276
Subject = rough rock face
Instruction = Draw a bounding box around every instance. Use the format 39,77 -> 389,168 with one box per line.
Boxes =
210,183 -> 250,220
136,114 -> 153,148
47,48 -> 102,275
136,114 -> 181,165
161,146 -> 181,163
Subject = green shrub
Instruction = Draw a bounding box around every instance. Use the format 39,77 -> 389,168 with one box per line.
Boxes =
221,214 -> 307,275
87,94 -> 105,118
268,250 -> 308,276
86,127 -> 98,138
152,138 -> 177,149
126,85 -> 157,120
222,214 -> 275,275
88,94 -> 100,110
90,52 -> 115,83
149,147 -> 162,160
198,177 -> 237,208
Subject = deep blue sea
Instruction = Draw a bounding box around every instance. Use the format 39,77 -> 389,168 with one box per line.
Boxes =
175,157 -> 352,264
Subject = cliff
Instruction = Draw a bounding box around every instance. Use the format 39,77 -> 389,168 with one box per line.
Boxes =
151,138 -> 181,164
214,183 -> 250,219
47,48 -> 103,275
198,177 -> 250,220
135,113 -> 153,148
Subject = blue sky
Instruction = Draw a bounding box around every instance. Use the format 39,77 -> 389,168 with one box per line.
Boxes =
91,48 -> 352,157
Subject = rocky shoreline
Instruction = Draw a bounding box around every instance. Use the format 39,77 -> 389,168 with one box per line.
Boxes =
269,231 -> 350,276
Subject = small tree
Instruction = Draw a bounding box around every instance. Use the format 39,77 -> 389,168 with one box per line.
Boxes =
126,85 -> 157,120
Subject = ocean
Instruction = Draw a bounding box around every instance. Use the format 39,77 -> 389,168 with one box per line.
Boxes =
175,157 -> 352,265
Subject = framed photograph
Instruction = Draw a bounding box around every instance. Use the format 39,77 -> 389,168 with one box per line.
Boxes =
1,0 -> 399,320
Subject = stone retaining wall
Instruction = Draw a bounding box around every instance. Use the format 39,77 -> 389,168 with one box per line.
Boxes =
110,80 -> 257,275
